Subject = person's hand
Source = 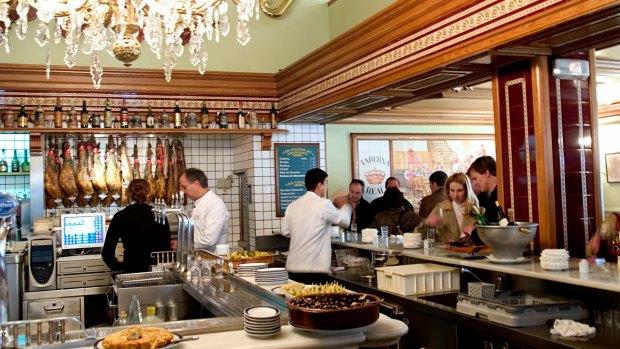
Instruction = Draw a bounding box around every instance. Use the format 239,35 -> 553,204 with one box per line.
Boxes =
426,214 -> 441,226
332,195 -> 349,208
589,233 -> 601,255
463,225 -> 475,236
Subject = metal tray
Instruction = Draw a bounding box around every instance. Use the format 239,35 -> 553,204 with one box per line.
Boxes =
114,271 -> 178,288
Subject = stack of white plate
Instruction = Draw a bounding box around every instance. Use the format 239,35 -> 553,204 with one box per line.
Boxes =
244,306 -> 281,338
255,267 -> 288,285
403,233 -> 422,248
361,228 -> 378,243
237,262 -> 268,277
540,249 -> 570,270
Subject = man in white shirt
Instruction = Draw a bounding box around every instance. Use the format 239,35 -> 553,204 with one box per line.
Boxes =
282,168 -> 352,284
179,168 -> 229,253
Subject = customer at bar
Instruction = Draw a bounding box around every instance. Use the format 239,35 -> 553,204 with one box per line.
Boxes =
415,173 -> 478,243
369,187 -> 423,234
370,176 -> 414,217
282,168 -> 351,284
418,170 -> 448,218
346,179 -> 373,231
179,168 -> 229,253
467,156 -> 499,223
102,179 -> 171,273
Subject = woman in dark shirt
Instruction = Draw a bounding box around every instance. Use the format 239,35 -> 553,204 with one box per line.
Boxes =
102,179 -> 171,273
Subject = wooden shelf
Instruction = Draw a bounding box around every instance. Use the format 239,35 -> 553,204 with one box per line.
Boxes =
1,127 -> 287,150
0,172 -> 29,176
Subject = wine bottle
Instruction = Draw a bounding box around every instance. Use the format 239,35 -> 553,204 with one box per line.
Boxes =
201,101 -> 209,128
146,106 -> 155,128
120,99 -> 129,128
173,101 -> 182,128
17,103 -> 28,128
54,97 -> 63,128
0,149 -> 7,172
495,201 -> 509,226
21,150 -> 29,172
237,108 -> 245,129
218,109 -> 228,129
507,208 -> 515,226
68,106 -> 78,128
104,98 -> 113,128
472,205 -> 489,225
270,103 -> 278,129
80,100 -> 89,128
11,149 -> 19,172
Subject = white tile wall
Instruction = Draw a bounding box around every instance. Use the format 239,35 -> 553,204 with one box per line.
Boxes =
0,133 -> 30,198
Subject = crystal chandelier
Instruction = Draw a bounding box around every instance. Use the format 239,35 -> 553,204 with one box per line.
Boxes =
0,0 -> 262,89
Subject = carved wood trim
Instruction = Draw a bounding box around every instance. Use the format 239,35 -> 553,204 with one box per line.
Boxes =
0,64 -> 278,97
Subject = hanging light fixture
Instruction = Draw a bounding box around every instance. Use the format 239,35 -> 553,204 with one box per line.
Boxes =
0,0 -> 279,89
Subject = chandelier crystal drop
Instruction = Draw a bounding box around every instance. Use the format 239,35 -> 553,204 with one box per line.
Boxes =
0,0 -> 261,88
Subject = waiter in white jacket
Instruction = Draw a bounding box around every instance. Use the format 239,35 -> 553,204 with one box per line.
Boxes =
282,168 -> 352,284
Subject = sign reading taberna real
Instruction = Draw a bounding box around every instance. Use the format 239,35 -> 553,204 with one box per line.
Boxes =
275,143 -> 319,217
0,193 -> 18,218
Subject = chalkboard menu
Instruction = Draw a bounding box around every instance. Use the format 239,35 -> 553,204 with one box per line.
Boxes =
275,143 -> 320,217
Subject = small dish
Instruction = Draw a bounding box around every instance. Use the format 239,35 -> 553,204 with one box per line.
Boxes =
245,306 -> 280,319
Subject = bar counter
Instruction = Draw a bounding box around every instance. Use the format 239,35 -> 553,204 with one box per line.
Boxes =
331,237 -> 620,293
329,237 -> 620,349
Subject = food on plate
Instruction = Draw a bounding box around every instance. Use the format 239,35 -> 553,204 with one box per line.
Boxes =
281,281 -> 346,297
101,326 -> 174,349
290,293 -> 374,310
227,250 -> 272,259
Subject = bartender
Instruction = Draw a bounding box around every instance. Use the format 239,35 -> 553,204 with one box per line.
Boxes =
282,168 -> 351,284
102,179 -> 171,273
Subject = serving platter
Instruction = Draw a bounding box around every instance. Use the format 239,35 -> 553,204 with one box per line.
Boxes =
485,255 -> 531,264
94,332 -> 182,349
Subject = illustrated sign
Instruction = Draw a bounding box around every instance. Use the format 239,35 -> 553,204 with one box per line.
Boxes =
275,143 -> 319,217
355,139 -> 391,202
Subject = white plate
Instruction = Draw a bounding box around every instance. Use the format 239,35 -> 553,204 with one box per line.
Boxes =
238,262 -> 268,268
256,267 -> 287,273
245,330 -> 281,338
245,306 -> 280,318
485,255 -> 532,264
94,333 -> 181,349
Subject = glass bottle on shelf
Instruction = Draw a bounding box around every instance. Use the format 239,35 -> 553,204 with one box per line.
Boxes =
270,104 -> 278,129
33,105 -> 45,128
4,109 -> 15,128
142,306 -> 162,324
11,149 -> 19,172
80,100 -> 89,128
159,110 -> 169,128
173,101 -> 182,128
0,149 -> 8,172
54,97 -> 63,128
120,99 -> 129,128
146,106 -> 155,128
201,101 -> 209,129
21,150 -> 29,172
17,103 -> 28,128
104,98 -> 113,128
218,109 -> 228,129
68,106 -> 78,128
237,108 -> 245,129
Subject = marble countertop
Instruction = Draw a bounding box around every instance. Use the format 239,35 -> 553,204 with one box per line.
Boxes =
332,238 -> 620,293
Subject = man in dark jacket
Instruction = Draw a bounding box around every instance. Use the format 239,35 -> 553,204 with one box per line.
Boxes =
468,156 -> 499,223
418,171 -> 448,218
370,177 -> 414,219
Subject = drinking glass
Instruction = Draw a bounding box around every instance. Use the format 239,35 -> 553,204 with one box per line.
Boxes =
426,228 -> 436,247
351,223 -> 358,234
380,226 -> 389,238
212,259 -> 224,279
201,260 -> 212,285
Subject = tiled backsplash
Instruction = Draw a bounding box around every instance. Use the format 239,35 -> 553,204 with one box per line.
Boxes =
0,132 -> 30,198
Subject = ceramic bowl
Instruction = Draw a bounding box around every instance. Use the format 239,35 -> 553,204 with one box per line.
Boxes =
287,293 -> 381,330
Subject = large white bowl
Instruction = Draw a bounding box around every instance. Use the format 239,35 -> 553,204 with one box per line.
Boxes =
476,222 -> 539,260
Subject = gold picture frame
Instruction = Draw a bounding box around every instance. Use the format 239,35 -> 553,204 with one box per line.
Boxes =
351,133 -> 495,206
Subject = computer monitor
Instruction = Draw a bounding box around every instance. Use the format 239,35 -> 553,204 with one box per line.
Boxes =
60,212 -> 107,250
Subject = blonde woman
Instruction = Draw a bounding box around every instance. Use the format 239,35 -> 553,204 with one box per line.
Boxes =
415,172 -> 479,243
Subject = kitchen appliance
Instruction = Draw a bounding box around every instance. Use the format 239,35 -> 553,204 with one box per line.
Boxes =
27,235 -> 57,291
